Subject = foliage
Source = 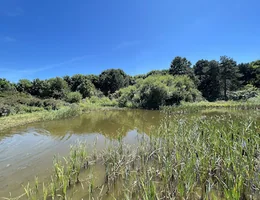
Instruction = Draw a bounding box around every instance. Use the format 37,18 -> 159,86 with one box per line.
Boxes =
30,78 -> 49,97
85,96 -> 118,107
16,113 -> 260,199
0,78 -> 16,92
250,60 -> 260,87
16,79 -> 33,93
99,69 -> 130,95
70,74 -> 86,92
65,92 -> 82,103
117,85 -> 137,107
86,74 -> 100,89
0,55 -> 260,113
194,60 -> 221,101
0,91 -> 65,117
76,78 -> 95,98
229,84 -> 259,101
169,56 -> 192,75
116,75 -> 201,109
219,56 -> 240,100
47,77 -> 69,99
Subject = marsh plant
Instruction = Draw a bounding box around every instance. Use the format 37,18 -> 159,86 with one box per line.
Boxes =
10,109 -> 260,200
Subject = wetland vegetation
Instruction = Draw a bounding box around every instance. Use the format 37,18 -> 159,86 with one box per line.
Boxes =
1,56 -> 260,199
3,108 -> 259,200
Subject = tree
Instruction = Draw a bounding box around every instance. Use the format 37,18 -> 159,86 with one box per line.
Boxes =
16,79 -> 32,93
99,69 -> 129,95
117,75 -> 201,109
48,77 -> 69,99
169,56 -> 192,76
86,74 -> 100,89
250,60 -> 260,88
194,60 -> 221,101
145,69 -> 169,78
65,92 -> 82,103
31,78 -> 48,97
63,75 -> 72,88
70,74 -> 86,92
76,79 -> 95,98
0,78 -> 15,92
219,56 -> 239,100
238,63 -> 252,86
138,77 -> 168,109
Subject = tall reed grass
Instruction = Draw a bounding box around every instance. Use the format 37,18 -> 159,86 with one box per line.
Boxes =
9,108 -> 260,199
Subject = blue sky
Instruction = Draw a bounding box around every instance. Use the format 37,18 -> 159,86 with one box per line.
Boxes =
0,0 -> 259,82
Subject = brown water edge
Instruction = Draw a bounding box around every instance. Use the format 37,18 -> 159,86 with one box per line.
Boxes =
0,109 -> 162,199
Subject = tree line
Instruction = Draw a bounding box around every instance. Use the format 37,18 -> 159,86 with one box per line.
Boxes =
0,56 -> 259,107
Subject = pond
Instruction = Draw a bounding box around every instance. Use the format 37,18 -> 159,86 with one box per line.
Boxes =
0,109 -> 259,199
0,109 -> 162,198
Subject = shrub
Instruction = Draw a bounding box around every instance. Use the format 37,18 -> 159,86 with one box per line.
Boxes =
116,75 -> 202,109
117,86 -> 137,107
43,99 -> 62,110
28,98 -> 44,107
229,84 -> 259,101
87,96 -> 117,107
65,92 -> 82,103
76,79 -> 95,98
0,104 -> 13,116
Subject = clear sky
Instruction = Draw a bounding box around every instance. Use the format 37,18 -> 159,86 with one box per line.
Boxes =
0,0 -> 259,82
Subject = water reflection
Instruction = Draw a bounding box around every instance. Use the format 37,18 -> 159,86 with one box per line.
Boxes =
0,109 -> 162,198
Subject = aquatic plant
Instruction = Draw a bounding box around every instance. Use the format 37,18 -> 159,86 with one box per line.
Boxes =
9,109 -> 260,199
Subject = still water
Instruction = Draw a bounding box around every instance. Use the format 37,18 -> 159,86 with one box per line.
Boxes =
0,110 -> 162,198
0,109 -> 259,199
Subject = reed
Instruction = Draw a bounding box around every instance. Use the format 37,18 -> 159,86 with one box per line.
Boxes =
11,108 -> 260,200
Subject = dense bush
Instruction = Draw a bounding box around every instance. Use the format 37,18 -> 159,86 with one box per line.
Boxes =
65,92 -> 82,103
0,103 -> 12,116
99,69 -> 130,95
116,75 -> 202,109
0,91 -> 66,117
43,99 -> 62,110
76,79 -> 95,98
0,79 -> 16,92
229,84 -> 259,101
85,96 -> 118,107
117,86 -> 137,107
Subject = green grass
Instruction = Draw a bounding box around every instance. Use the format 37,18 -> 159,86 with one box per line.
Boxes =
0,105 -> 82,131
160,100 -> 260,114
10,109 -> 260,200
0,102 -> 122,131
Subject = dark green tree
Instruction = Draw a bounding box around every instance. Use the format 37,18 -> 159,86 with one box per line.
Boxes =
0,78 -> 15,92
31,79 -> 47,97
86,74 -> 100,89
219,56 -> 239,100
250,60 -> 260,88
63,75 -> 72,88
99,69 -> 129,95
70,74 -> 86,92
48,77 -> 69,99
169,56 -> 198,85
76,79 -> 95,98
169,56 -> 192,75
16,79 -> 32,93
194,60 -> 221,101
238,63 -> 252,86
